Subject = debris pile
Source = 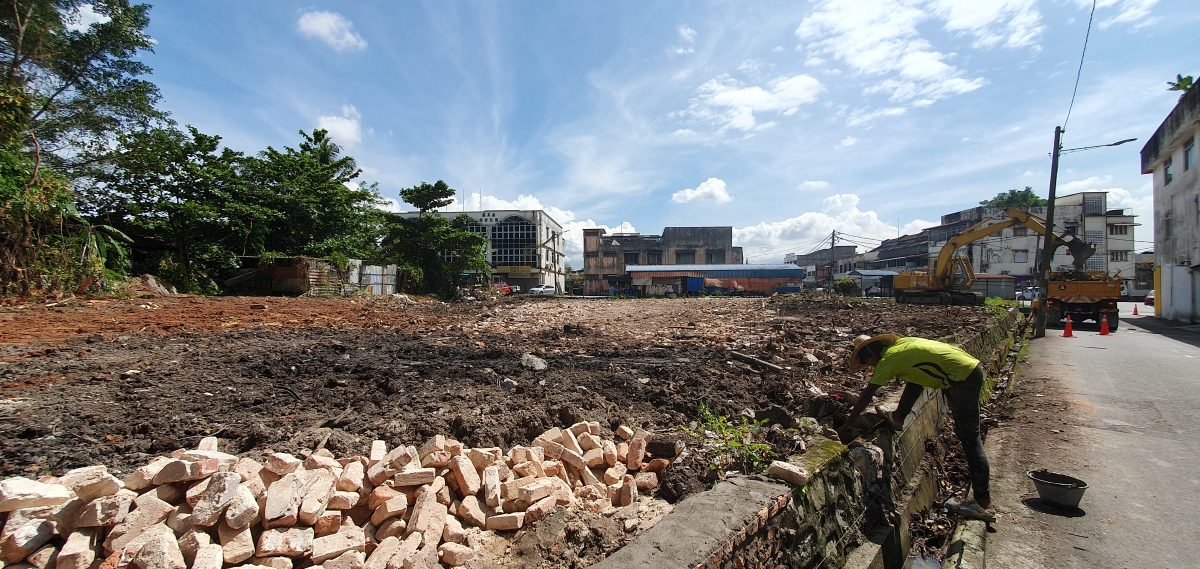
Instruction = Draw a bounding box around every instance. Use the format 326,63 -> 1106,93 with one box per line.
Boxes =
0,423 -> 670,569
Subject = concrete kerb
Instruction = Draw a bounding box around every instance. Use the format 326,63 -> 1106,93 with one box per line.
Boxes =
941,520 -> 987,569
596,311 -> 1019,569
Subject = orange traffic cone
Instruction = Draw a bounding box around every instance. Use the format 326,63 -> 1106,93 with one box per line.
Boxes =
1099,316 -> 1110,336
1063,315 -> 1074,338
1133,305 -> 1139,316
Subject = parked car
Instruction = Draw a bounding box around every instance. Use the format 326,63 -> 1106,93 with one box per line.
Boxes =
493,282 -> 511,295
1016,286 -> 1041,301
529,284 -> 556,296
509,285 -> 521,293
1144,291 -> 1155,306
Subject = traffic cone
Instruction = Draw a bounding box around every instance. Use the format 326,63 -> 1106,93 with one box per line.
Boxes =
1133,305 -> 1139,316
1099,316 -> 1110,336
1063,315 -> 1074,338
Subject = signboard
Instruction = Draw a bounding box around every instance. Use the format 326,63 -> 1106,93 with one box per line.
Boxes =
496,266 -> 533,274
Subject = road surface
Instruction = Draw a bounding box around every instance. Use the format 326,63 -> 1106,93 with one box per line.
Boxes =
984,302 -> 1200,568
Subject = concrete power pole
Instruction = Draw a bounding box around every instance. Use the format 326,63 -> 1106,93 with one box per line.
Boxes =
828,230 -> 838,289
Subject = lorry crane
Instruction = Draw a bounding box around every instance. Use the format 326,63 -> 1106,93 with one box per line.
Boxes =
894,208 -> 1096,305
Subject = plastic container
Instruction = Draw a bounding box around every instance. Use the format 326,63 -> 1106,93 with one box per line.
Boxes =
1027,469 -> 1088,508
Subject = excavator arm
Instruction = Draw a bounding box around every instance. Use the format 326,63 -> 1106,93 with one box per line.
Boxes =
929,208 -> 1096,289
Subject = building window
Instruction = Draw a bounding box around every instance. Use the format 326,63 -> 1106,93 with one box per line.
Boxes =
646,251 -> 662,264
1109,250 -> 1129,262
706,250 -> 725,264
491,247 -> 535,267
675,250 -> 696,264
1083,194 -> 1104,215
1013,249 -> 1029,263
1164,158 -> 1174,184
1108,225 -> 1129,235
1084,230 -> 1104,245
1012,226 -> 1028,237
1186,139 -> 1196,171
623,252 -> 640,266
1086,256 -> 1106,271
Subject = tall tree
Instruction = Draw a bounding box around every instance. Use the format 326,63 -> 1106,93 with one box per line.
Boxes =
88,125 -> 268,293
1,0 -> 164,167
400,180 -> 454,212
1167,73 -> 1194,99
244,129 -> 384,259
979,187 -> 1047,208
382,213 -> 488,298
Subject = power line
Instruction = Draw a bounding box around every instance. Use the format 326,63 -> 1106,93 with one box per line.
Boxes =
1062,0 -> 1098,131
835,232 -> 882,242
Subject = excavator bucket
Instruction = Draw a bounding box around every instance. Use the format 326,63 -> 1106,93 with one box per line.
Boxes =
1056,237 -> 1097,270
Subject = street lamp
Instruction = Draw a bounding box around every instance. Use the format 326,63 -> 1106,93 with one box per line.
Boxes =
1033,128 -> 1138,339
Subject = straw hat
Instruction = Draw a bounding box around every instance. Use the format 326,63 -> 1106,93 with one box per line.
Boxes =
847,333 -> 900,372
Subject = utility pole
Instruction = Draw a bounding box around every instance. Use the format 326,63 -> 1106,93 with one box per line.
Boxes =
1034,126 -> 1063,339
828,230 -> 837,289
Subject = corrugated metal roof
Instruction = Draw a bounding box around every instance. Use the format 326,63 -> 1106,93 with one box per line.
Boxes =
848,269 -> 899,277
627,264 -> 801,272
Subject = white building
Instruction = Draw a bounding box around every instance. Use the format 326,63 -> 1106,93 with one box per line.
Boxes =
933,192 -> 1140,293
393,210 -> 566,292
1141,87 -> 1200,322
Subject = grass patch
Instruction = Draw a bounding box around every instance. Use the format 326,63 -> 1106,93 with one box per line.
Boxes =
683,403 -> 776,477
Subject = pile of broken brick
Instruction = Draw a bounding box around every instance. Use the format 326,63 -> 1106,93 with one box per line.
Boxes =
0,422 -> 669,569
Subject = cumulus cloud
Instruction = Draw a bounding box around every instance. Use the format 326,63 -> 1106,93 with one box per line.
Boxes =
414,193 -> 636,269
734,193 -> 935,262
672,178 -> 733,204
317,105 -> 363,146
684,74 -> 824,132
846,107 -> 906,127
64,4 -> 110,32
838,136 -> 857,147
670,24 -> 698,55
796,0 -> 987,108
297,10 -> 367,52
927,0 -> 1043,49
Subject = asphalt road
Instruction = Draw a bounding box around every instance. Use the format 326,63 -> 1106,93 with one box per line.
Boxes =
984,302 -> 1200,569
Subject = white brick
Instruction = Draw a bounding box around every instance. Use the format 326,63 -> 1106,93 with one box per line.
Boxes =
263,471 -> 304,528
437,543 -> 474,567
368,441 -> 387,465
0,515 -> 54,564
615,426 -> 634,440
456,496 -> 487,529
337,462 -> 365,492
766,461 -> 810,486
224,485 -> 260,529
256,527 -> 314,558
192,544 -> 224,569
105,494 -> 175,553
0,477 -> 72,512
152,459 -> 219,485
56,528 -> 98,569
60,466 -> 123,502
218,519 -> 255,564
484,512 -> 523,532
328,491 -> 360,511
77,491 -> 134,527
369,495 -> 408,527
392,469 -> 435,487
311,526 -> 366,564
265,453 -> 303,475
625,437 -> 647,470
298,469 -> 337,525
325,550 -> 366,569
448,457 -> 480,497
197,436 -> 220,451
190,472 -> 240,527
131,529 -> 186,569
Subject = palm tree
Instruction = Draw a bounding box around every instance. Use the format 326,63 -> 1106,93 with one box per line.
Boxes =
1167,74 -> 1194,99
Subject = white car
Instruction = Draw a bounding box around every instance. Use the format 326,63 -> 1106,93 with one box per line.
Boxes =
1016,286 -> 1041,301
529,284 -> 556,296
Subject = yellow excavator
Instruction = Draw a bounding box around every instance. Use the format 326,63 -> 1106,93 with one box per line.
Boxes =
894,208 -> 1096,305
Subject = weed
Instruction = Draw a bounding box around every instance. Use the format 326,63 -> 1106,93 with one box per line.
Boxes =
683,403 -> 775,477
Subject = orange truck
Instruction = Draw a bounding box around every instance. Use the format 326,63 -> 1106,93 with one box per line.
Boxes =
1043,272 -> 1121,330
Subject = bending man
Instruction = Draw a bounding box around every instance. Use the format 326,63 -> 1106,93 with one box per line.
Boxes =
840,333 -> 995,522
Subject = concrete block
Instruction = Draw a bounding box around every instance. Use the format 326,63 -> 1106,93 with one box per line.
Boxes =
224,485 -> 260,529
60,466 -> 123,502
766,461 -> 809,486
190,472 -> 240,527
311,526 -> 365,564
264,454 -> 302,476
484,513 -> 523,532
77,492 -> 134,527
0,478 -> 72,512
437,543 -> 473,567
256,527 -> 314,558
190,543 -> 224,569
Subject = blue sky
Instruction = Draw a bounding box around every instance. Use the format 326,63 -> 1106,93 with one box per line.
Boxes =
116,0 -> 1197,265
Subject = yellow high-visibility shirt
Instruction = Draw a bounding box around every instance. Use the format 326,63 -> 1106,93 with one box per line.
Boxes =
869,337 -> 979,389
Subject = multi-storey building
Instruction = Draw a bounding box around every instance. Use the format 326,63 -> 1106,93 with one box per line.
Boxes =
1141,86 -> 1200,322
393,210 -> 566,292
582,227 -> 743,295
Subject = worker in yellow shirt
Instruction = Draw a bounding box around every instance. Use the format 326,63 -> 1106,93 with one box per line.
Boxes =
839,334 -> 995,522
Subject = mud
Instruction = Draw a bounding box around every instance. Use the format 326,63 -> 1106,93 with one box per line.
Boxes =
0,294 -> 990,505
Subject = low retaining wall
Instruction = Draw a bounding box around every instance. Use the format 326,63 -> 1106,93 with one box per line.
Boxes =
595,311 -> 1018,569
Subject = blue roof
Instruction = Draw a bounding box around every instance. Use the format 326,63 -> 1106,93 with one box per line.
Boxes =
849,269 -> 899,277
627,264 -> 802,272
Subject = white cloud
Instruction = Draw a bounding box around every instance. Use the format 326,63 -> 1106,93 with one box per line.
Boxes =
378,197 -> 404,213
65,4 -> 109,32
669,24 -> 698,55
927,0 -> 1044,49
1092,0 -> 1159,29
796,0 -> 987,108
672,177 -> 733,204
317,105 -> 363,146
684,74 -> 824,132
735,193 -> 938,262
846,106 -> 906,127
797,180 -> 832,191
838,136 -> 857,147
297,10 -> 367,52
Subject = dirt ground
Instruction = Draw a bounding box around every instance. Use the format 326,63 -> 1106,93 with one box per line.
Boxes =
0,294 -> 990,496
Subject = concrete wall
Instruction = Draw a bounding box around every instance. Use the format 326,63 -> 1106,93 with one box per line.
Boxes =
1142,84 -> 1200,323
595,313 -> 1018,568
583,227 -> 744,295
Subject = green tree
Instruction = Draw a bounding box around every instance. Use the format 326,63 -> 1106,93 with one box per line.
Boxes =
979,187 -> 1047,208
399,180 -> 455,212
1167,74 -> 1194,99
86,126 -> 267,293
245,129 -> 384,259
1,0 -> 164,167
383,212 -> 489,298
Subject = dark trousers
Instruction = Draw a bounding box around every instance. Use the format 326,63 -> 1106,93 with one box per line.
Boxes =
894,366 -> 991,505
